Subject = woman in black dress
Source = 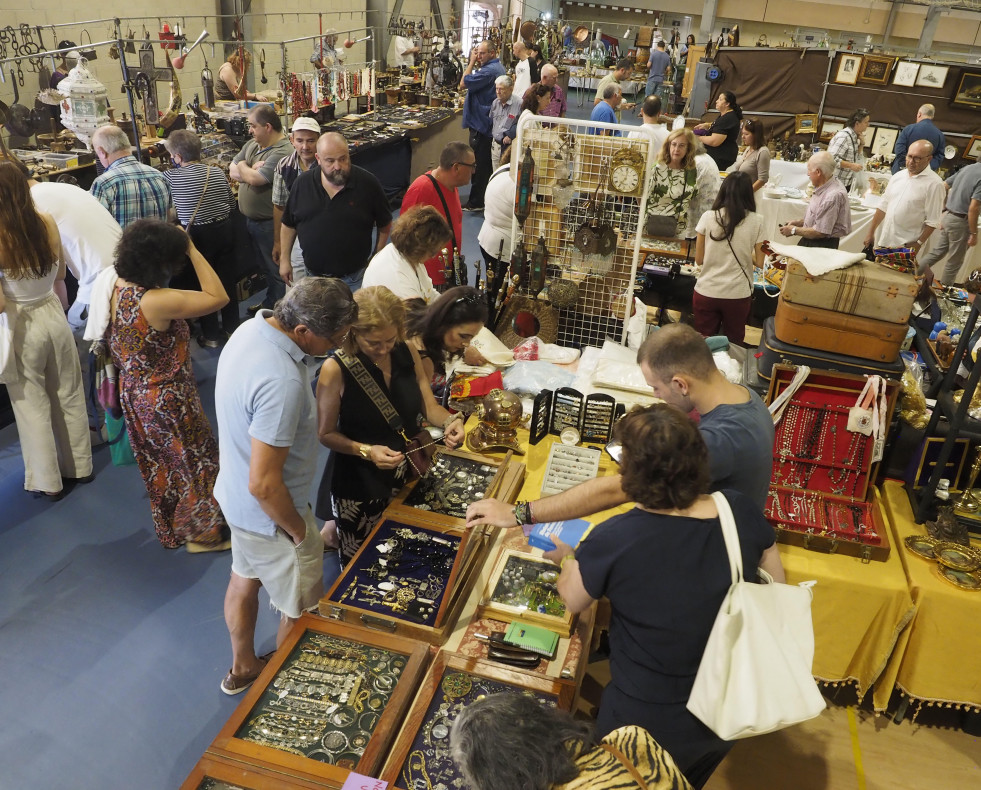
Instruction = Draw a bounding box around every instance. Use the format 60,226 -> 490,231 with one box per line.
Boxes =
693,90 -> 743,170
315,286 -> 465,563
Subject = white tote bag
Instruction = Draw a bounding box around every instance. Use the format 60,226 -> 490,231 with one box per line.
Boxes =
0,310 -> 17,385
686,492 -> 826,740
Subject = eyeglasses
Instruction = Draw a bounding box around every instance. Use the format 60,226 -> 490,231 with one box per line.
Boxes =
454,161 -> 478,170
328,328 -> 350,346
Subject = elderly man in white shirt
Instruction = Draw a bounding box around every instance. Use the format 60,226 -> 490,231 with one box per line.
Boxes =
864,139 -> 945,253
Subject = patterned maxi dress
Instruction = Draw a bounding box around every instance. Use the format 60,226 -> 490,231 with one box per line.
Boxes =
108,285 -> 226,548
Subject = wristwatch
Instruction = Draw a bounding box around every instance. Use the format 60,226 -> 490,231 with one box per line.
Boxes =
791,226 -> 796,236
359,444 -> 372,460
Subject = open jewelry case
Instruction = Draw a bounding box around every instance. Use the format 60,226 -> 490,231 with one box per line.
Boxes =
181,753 -> 334,789
764,365 -> 899,562
386,447 -> 526,530
475,548 -> 576,637
377,653 -> 576,790
202,614 -> 429,788
319,515 -> 490,644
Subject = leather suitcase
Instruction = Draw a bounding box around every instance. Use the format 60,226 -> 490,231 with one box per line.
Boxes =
781,259 -> 918,324
773,295 -> 907,363
757,317 -> 906,382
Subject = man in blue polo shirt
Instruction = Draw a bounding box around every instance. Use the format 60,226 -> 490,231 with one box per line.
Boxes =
214,277 -> 357,695
892,104 -> 946,174
590,84 -> 623,135
459,39 -> 505,211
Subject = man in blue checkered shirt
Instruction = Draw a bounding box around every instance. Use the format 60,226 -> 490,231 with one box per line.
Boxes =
90,125 -> 172,228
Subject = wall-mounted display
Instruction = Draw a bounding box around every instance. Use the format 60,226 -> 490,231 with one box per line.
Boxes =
858,55 -> 892,85
952,71 -> 981,110
892,61 -> 919,88
915,64 -> 949,89
965,135 -> 981,161
819,120 -> 844,142
870,127 -> 898,159
795,113 -> 818,134
835,54 -> 862,85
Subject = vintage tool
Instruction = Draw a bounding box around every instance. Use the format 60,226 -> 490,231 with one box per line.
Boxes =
171,29 -> 210,70
514,145 -> 535,226
7,71 -> 36,137
259,48 -> 268,84
508,239 -> 527,290
528,223 -> 548,297
201,58 -> 215,107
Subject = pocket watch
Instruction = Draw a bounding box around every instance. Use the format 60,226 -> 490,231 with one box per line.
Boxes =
608,147 -> 645,197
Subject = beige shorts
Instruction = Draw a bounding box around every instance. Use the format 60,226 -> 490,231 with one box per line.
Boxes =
230,509 -> 324,619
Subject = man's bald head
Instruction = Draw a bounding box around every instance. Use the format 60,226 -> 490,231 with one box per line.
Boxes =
906,139 -> 934,175
317,132 -> 352,186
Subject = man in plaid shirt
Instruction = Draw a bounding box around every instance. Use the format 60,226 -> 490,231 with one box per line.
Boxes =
90,125 -> 172,228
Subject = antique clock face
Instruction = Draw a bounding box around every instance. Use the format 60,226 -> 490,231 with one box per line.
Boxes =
608,148 -> 645,197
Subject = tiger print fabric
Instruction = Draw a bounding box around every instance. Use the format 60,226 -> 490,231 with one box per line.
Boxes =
557,725 -> 693,790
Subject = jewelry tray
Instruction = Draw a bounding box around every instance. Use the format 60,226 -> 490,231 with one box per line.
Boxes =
475,548 -> 576,637
540,443 -> 602,497
320,516 -> 490,645
387,447 -> 526,530
765,365 -> 899,562
203,614 -> 429,789
181,753 -> 335,789
377,653 -> 576,790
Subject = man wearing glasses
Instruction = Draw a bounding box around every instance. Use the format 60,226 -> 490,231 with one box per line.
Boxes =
400,141 -> 476,286
460,40 -> 505,211
864,140 -> 945,255
279,132 -> 392,293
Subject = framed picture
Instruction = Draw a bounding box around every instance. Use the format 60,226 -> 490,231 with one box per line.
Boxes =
893,61 -> 919,87
965,135 -> 981,160
916,64 -> 949,89
952,71 -> 981,110
820,120 -> 844,142
859,55 -> 893,85
870,127 -> 898,159
835,53 -> 863,85
795,113 -> 818,134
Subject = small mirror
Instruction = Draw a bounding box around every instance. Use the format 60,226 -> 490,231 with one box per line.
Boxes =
512,310 -> 540,337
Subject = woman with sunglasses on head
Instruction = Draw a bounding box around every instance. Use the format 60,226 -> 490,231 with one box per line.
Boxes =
726,118 -> 769,191
407,286 -> 489,402
315,286 -> 466,563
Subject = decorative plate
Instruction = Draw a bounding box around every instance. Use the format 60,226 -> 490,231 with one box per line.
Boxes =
935,564 -> 981,591
904,534 -> 940,561
944,144 -> 957,160
933,541 -> 981,572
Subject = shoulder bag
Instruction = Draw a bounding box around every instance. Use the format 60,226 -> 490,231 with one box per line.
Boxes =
686,491 -> 825,740
335,349 -> 435,479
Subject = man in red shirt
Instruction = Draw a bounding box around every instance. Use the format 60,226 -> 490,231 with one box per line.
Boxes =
400,141 -> 475,285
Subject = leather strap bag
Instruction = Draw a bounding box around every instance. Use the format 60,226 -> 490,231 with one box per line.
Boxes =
686,491 -> 825,740
335,349 -> 434,479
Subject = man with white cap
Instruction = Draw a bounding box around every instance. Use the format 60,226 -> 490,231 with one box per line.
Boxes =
310,29 -> 351,69
273,117 -> 322,283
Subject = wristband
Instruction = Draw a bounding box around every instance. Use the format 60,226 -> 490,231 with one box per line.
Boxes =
514,501 -> 532,526
560,553 -> 574,568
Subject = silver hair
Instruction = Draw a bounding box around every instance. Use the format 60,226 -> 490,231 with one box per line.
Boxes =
919,103 -> 935,118
603,83 -> 622,100
495,74 -> 513,88
162,129 -> 202,161
541,63 -> 558,77
273,277 -> 358,336
92,124 -> 132,154
809,151 -> 835,177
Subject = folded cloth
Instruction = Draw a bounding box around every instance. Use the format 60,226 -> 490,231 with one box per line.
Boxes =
450,370 -> 504,399
469,326 -> 515,366
766,241 -> 866,277
83,265 -> 119,343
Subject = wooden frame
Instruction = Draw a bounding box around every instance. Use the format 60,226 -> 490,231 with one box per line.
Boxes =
181,754 -> 333,790
819,120 -> 844,142
952,71 -> 981,110
205,615 -> 430,787
835,53 -> 862,85
870,127 -> 898,159
892,61 -> 919,87
377,653 -> 576,790
966,135 -> 981,161
915,63 -> 949,89
795,113 -> 818,135
858,55 -> 892,85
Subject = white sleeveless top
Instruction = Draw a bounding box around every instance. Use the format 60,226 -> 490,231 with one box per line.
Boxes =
0,263 -> 58,304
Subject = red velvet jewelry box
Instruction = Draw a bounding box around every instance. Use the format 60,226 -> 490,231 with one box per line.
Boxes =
764,365 -> 899,562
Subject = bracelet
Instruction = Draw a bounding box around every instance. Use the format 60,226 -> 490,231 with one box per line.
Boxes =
560,554 -> 574,568
442,413 -> 462,430
514,501 -> 531,526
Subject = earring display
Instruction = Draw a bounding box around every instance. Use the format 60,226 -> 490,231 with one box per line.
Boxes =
541,444 -> 602,497
581,393 -> 616,443
205,615 -> 429,786
476,549 -> 575,636
378,654 -> 575,790
550,387 -> 585,435
529,389 -> 553,445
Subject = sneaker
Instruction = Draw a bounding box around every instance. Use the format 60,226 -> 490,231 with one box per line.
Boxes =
220,658 -> 268,695
463,204 -> 484,213
245,303 -> 264,317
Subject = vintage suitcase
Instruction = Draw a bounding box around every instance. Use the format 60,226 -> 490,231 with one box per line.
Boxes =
773,294 -> 907,363
203,614 -> 430,789
757,317 -> 906,383
378,653 -> 576,790
781,258 -> 918,324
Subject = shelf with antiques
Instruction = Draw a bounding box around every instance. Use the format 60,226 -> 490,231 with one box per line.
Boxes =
319,515 -> 490,644
764,365 -> 900,561
376,652 -> 577,790
202,614 -> 429,789
385,446 -> 525,530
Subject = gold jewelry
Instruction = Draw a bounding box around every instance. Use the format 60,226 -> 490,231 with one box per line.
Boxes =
359,443 -> 372,459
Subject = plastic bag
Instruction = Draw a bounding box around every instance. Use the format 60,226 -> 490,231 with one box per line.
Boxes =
898,353 -> 928,429
502,360 -> 576,396
511,336 -> 580,364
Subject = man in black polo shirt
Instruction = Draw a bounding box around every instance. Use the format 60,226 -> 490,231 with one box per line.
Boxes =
279,132 -> 392,292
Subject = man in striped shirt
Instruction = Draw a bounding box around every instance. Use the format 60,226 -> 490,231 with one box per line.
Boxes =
90,125 -> 172,228
272,117 -> 321,283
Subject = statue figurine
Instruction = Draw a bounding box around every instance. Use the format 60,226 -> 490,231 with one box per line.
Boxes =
926,505 -> 971,546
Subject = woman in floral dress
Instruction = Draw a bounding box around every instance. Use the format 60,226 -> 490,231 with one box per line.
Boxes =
645,128 -> 699,239
108,220 -> 230,551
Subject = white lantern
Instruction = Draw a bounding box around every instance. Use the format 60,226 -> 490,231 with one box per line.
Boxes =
58,57 -> 110,149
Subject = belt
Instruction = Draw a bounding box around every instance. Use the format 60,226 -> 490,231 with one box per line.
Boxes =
947,210 -> 967,219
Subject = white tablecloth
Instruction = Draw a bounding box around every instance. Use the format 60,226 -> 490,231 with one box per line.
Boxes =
757,194 -> 875,253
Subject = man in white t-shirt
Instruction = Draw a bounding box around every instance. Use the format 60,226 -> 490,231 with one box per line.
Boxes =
393,33 -> 419,68
627,95 -> 668,150
511,41 -> 532,101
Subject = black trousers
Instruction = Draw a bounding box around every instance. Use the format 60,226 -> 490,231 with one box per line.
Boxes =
468,129 -> 493,208
797,236 -> 839,249
173,217 -> 240,339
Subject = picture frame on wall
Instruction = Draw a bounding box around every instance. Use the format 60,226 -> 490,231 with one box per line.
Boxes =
965,135 -> 981,161
819,120 -> 844,142
952,72 -> 981,109
835,53 -> 863,85
858,55 -> 893,85
870,127 -> 899,159
915,64 -> 949,89
893,61 -> 920,87
795,113 -> 818,134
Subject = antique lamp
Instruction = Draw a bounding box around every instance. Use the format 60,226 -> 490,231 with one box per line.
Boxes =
58,57 -> 109,149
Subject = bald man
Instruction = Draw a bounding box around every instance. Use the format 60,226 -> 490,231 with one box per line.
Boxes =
540,63 -> 567,117
779,151 -> 850,249
279,132 -> 392,291
865,139 -> 945,253
892,103 -> 946,174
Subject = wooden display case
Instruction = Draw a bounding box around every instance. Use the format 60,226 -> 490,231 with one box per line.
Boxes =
475,548 -> 576,637
385,447 -> 525,531
205,615 -> 429,787
319,515 -> 490,644
377,653 -> 576,790
181,753 -> 335,789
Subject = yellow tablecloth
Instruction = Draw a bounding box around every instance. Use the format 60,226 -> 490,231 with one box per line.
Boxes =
880,480 -> 981,713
